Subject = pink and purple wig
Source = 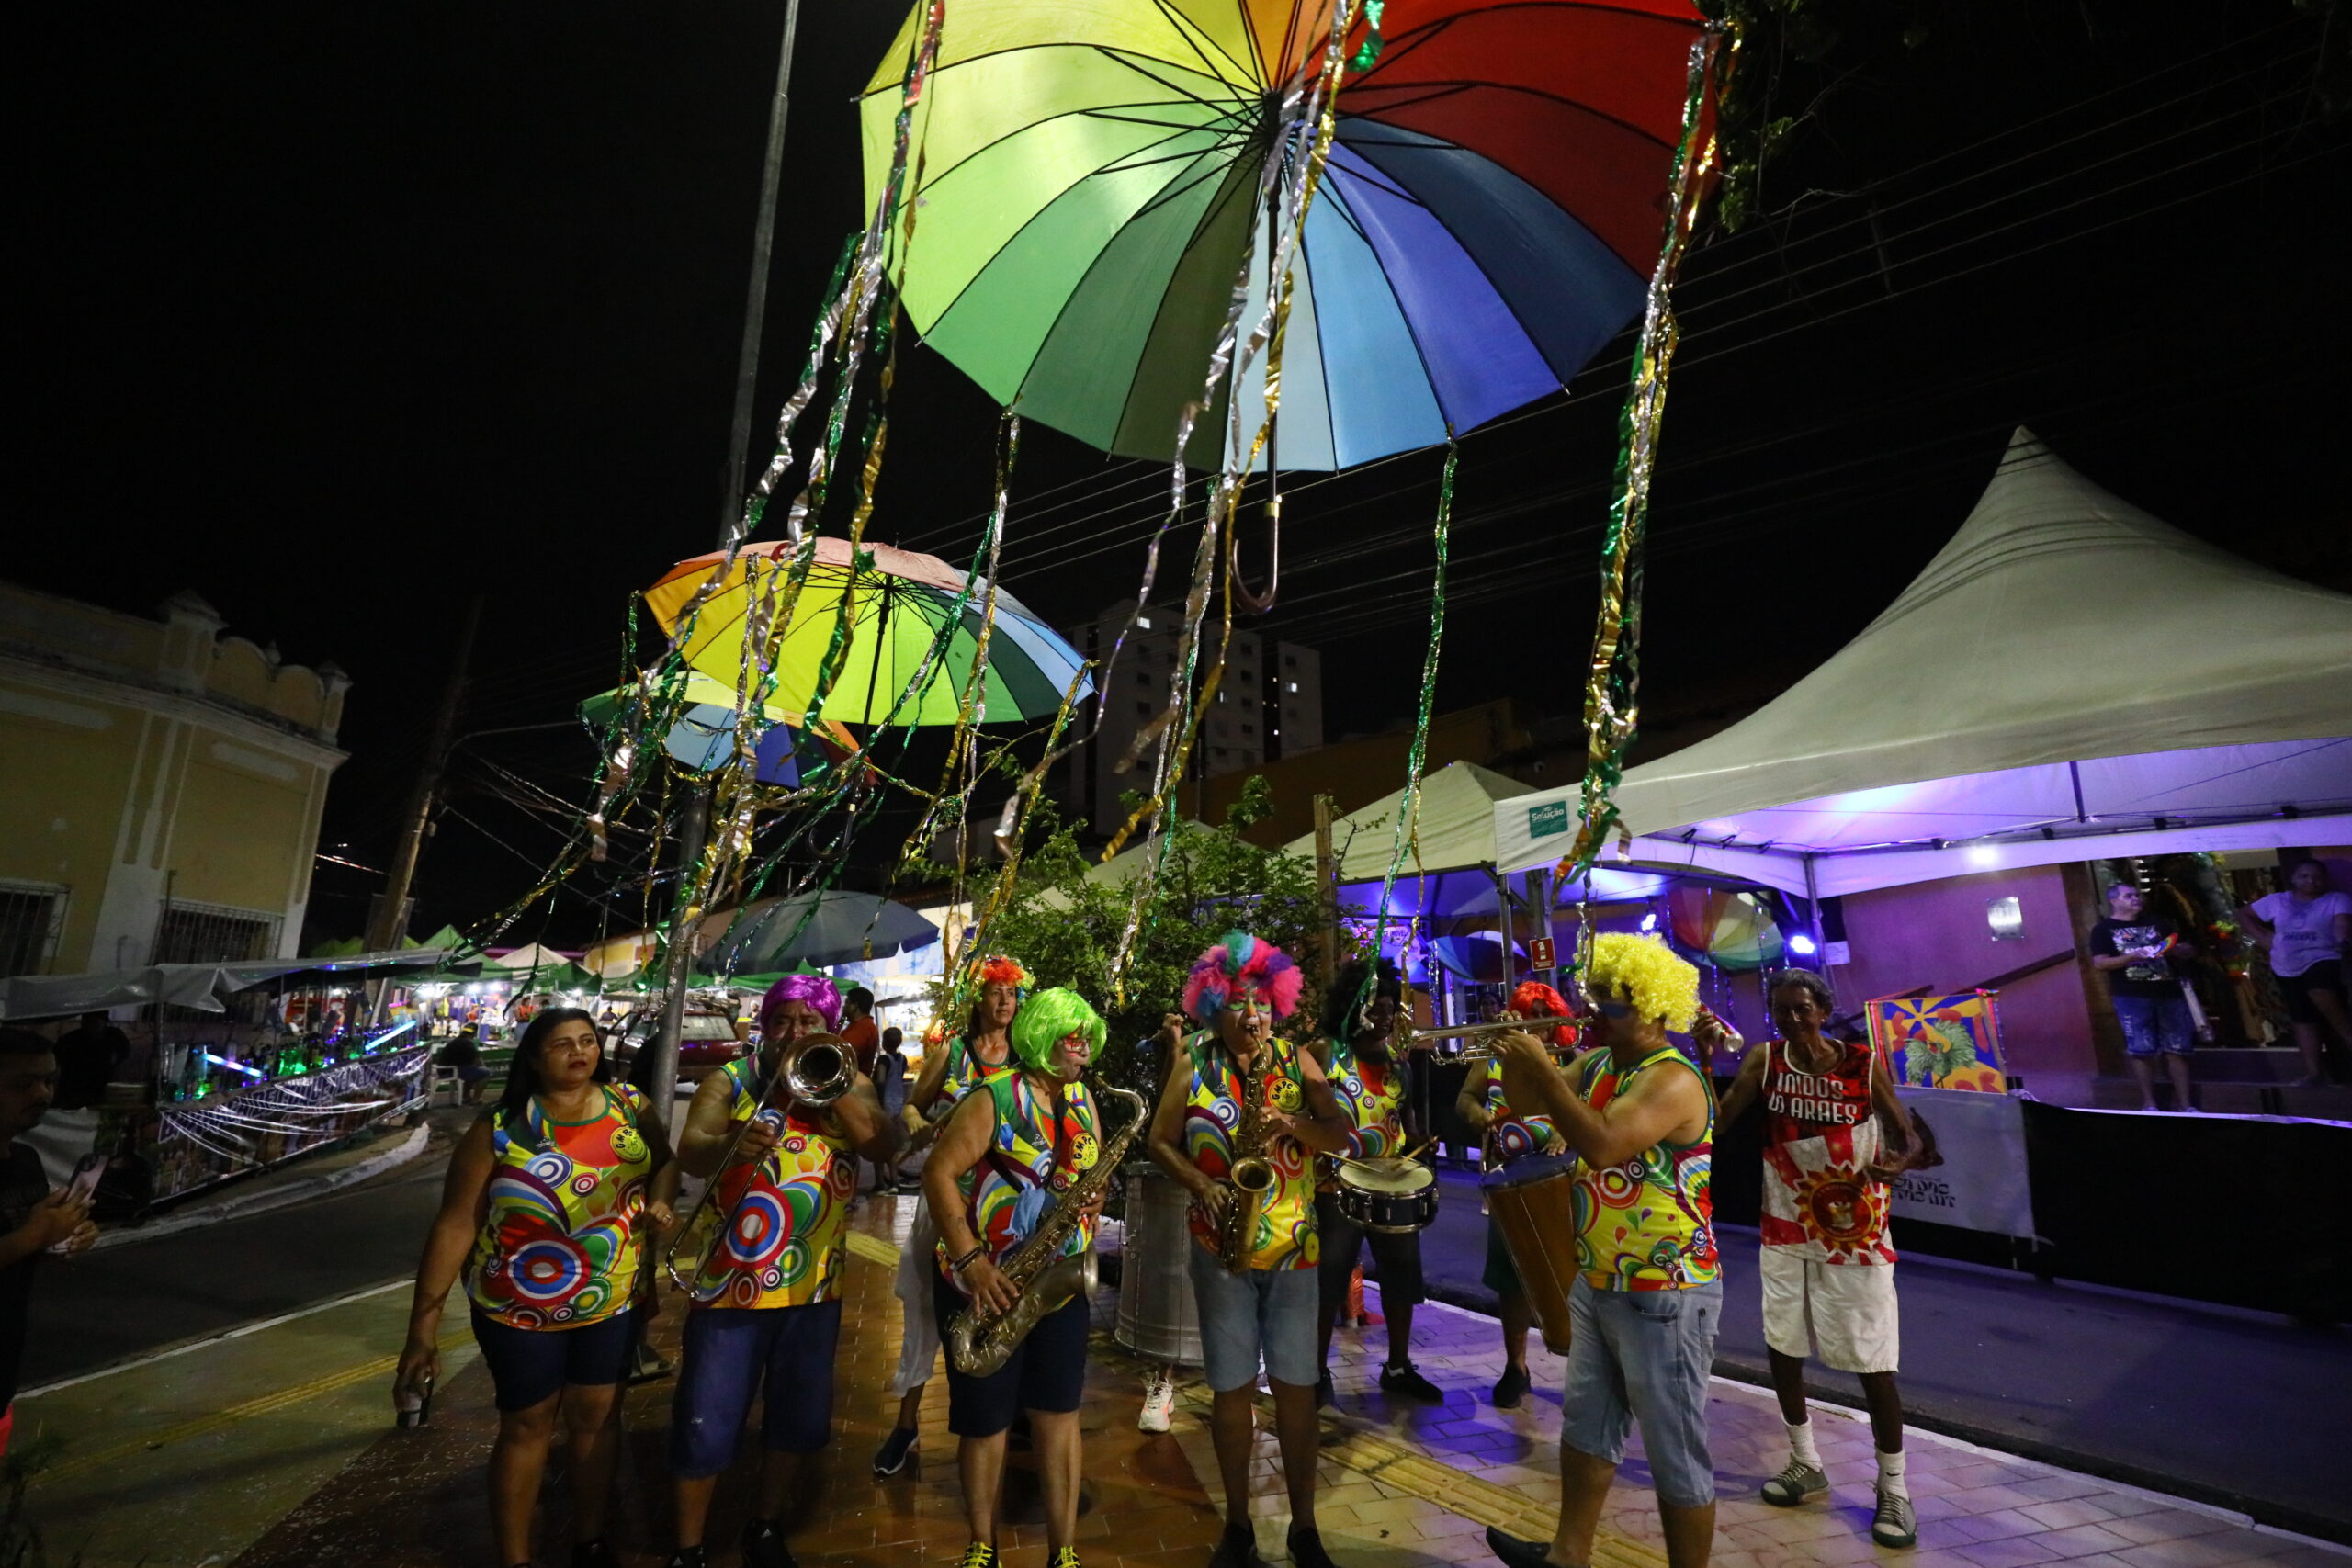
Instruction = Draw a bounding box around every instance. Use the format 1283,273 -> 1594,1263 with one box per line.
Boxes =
760,971 -> 842,1036
1182,930 -> 1304,1024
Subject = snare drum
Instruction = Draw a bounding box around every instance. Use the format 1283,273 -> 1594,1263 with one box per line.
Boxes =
1480,1152 -> 1578,1353
1334,1156 -> 1439,1234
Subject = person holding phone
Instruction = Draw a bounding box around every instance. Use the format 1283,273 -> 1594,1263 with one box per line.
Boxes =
396,1009 -> 673,1568
0,1029 -> 100,1461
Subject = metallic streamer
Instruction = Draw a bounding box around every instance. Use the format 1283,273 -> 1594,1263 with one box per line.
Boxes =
1369,436 -> 1458,959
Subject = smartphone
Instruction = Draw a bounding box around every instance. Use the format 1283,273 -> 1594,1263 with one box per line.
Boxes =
62,1153 -> 106,1206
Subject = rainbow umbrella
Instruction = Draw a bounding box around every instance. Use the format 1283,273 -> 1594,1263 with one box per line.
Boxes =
1667,886 -> 1784,973
579,671 -> 858,787
861,0 -> 1710,469
643,536 -> 1091,725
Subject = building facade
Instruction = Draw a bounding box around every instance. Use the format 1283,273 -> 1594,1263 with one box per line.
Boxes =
1058,600 -> 1324,838
0,584 -> 348,976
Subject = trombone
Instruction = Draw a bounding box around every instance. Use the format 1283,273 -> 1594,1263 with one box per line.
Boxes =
1396,1016 -> 1582,1060
662,1034 -> 855,1293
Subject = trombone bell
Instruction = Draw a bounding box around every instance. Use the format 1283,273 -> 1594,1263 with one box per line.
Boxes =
1399,1016 -> 1580,1059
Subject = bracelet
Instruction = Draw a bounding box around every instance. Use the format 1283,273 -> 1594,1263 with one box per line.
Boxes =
948,1244 -> 987,1275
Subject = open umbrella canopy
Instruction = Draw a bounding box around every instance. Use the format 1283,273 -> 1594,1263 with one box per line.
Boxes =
645,536 -> 1091,725
704,890 -> 940,975
580,671 -> 858,786
862,0 -> 1709,468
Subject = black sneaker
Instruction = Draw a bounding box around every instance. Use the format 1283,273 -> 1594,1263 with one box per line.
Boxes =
662,1550 -> 707,1568
572,1541 -> 618,1568
1316,1367 -> 1334,1407
1288,1527 -> 1340,1568
1206,1523 -> 1264,1568
872,1424 -> 919,1476
1379,1360 -> 1444,1403
955,1546 -> 999,1568
1491,1362 -> 1531,1409
741,1518 -> 797,1568
1486,1529 -> 1571,1568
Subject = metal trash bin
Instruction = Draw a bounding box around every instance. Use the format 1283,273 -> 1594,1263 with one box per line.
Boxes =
1114,1163 -> 1202,1367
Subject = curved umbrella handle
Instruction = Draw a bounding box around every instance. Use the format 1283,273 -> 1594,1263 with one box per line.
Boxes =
1229,490 -> 1281,614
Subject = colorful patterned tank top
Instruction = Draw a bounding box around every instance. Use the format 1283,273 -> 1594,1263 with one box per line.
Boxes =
1484,1066 -> 1565,1166
1182,1032 -> 1317,1272
937,1069 -> 1102,1309
1570,1044 -> 1717,1292
937,1032 -> 1011,1107
1326,1040 -> 1405,1161
686,1055 -> 856,1309
464,1085 -> 653,1329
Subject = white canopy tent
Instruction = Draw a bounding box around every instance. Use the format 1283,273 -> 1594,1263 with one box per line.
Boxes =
1494,429 -> 2352,897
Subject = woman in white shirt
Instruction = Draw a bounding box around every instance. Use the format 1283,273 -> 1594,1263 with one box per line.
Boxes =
2240,860 -> 2352,1086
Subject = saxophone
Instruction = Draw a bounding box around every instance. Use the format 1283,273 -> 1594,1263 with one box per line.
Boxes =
1216,1044 -> 1280,1275
945,1074 -> 1149,1379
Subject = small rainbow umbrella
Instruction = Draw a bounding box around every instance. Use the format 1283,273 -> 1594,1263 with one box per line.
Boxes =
643,536 -> 1092,725
578,671 -> 859,787
861,0 -> 1711,469
1667,886 -> 1784,973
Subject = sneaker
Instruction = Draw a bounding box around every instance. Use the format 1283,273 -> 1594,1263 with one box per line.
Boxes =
1048,1551 -> 1083,1568
1760,1457 -> 1828,1506
1288,1527 -> 1340,1568
895,1179 -> 925,1195
572,1542 -> 618,1568
1871,1485 -> 1918,1548
1316,1367 -> 1334,1408
872,1424 -> 919,1476
1139,1372 -> 1175,1434
662,1550 -> 707,1568
741,1519 -> 797,1568
1485,1528 -> 1570,1568
1491,1362 -> 1531,1409
956,1546 -> 999,1568
1206,1524 -> 1263,1568
1379,1360 -> 1444,1403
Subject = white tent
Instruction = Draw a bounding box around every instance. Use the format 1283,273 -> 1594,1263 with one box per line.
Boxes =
1494,429 -> 2352,897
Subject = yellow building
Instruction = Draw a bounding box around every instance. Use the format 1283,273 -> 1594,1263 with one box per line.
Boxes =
0,582 -> 348,976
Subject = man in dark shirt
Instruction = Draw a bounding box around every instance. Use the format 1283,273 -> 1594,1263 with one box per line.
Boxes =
52,1011 -> 129,1111
0,1028 -> 99,1454
2087,882 -> 2200,1112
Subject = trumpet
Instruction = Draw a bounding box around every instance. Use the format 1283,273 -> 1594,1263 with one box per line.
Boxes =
1396,1016 -> 1582,1059
664,1032 -> 854,1294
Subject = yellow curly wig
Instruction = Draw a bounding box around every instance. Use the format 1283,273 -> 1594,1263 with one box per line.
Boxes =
1583,932 -> 1701,1032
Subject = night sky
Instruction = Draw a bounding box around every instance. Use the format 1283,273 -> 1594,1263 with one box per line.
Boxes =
19,2 -> 2349,946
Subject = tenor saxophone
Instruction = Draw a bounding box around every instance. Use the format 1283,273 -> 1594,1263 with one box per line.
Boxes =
1216,1048 -> 1279,1275
945,1074 -> 1149,1379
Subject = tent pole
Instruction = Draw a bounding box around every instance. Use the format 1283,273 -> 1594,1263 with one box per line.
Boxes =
1804,854 -> 1828,973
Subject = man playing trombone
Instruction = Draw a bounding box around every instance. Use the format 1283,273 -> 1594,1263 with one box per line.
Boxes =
657,973 -> 900,1568
924,987 -> 1115,1568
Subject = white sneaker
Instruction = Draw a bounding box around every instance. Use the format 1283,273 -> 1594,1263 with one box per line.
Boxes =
1138,1373 -> 1175,1433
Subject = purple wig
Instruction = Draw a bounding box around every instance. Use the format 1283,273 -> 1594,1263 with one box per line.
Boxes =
1182,930 -> 1304,1023
760,971 -> 842,1036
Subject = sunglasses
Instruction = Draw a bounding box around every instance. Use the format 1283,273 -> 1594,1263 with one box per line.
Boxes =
1593,1000 -> 1634,1020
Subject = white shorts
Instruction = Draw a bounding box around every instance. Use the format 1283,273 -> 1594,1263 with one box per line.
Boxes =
1758,1247 -> 1899,1373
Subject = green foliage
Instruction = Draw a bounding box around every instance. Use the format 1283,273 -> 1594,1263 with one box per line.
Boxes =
1903,1020 -> 1980,1086
945,783 -> 1360,1100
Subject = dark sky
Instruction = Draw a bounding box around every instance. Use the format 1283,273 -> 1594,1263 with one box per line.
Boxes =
19,2 -> 2350,945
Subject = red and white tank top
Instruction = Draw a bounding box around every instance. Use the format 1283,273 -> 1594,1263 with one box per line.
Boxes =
1758,1038 -> 1895,1265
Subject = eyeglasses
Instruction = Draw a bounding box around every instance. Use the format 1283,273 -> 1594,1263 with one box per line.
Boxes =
1593,1000 -> 1634,1020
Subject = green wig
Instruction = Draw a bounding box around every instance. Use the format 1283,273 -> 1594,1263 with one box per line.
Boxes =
1009,986 -> 1107,1074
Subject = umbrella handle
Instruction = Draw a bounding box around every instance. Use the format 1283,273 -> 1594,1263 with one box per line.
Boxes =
1230,488 -> 1280,614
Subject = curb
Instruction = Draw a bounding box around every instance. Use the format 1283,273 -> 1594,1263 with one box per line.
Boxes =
95,1122 -> 433,1251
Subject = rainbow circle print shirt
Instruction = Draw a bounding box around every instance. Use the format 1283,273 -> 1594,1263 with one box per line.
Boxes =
1569,1044 -> 1718,1292
1182,1032 -> 1317,1272
937,1068 -> 1102,1314
686,1054 -> 857,1310
464,1084 -> 654,1329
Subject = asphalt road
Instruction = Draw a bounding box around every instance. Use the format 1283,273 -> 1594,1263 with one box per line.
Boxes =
1409,1168 -> 2352,1540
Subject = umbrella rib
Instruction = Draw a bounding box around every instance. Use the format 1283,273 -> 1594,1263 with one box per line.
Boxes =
1344,76 -> 1678,152
1306,173 -> 1458,428
1147,0 -> 1261,91
1353,1 -> 1705,88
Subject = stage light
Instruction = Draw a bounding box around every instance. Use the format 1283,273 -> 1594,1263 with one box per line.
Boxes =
1788,932 -> 1818,956
1640,911 -> 1658,932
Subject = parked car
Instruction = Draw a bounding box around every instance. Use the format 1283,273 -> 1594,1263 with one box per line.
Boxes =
613,1010 -> 746,1085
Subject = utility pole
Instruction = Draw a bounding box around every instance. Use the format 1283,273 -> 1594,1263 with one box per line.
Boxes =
370,597 -> 481,954
640,0 -> 807,1129
1312,793 -> 1338,981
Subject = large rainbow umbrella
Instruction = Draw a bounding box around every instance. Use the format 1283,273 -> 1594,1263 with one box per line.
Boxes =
861,0 -> 1710,470
643,536 -> 1092,725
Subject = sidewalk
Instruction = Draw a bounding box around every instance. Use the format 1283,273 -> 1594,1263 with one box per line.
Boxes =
22,1190 -> 2346,1568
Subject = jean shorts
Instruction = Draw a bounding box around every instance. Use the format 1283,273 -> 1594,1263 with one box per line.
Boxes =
2114,993 -> 2193,1057
1187,1242 -> 1319,1392
670,1299 -> 842,1477
470,1307 -> 636,1412
1562,1275 -> 1721,1509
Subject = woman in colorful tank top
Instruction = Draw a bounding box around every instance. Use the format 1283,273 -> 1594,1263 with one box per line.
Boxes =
1146,931 -> 1351,1568
1487,934 -> 1724,1568
1308,957 -> 1443,1405
397,1007 -> 673,1568
874,954 -> 1029,1482
661,971 -> 900,1568
1454,978 -> 1580,1408
925,987 -> 1111,1568
1709,968 -> 1922,1546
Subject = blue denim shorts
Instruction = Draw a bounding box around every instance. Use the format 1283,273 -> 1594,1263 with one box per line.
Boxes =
670,1299 -> 842,1477
1562,1275 -> 1722,1509
2114,993 -> 2193,1057
1187,1242 -> 1319,1392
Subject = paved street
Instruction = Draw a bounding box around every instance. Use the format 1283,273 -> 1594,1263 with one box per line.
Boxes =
14,1142 -> 2347,1568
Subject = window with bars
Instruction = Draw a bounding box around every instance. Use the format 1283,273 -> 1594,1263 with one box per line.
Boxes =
0,885 -> 68,978
153,903 -> 277,964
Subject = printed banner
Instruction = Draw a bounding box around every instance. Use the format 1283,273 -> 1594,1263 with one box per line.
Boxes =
1869,991 -> 2006,1091
1888,1086 -> 2036,1240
